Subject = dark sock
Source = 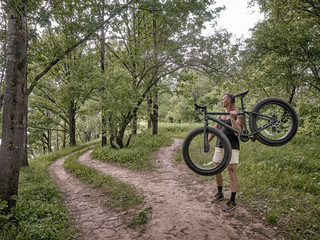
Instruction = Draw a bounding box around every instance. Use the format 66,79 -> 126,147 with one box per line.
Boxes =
230,192 -> 236,204
217,186 -> 223,197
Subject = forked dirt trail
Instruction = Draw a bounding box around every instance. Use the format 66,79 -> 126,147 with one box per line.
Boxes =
48,154 -> 140,239
49,138 -> 283,240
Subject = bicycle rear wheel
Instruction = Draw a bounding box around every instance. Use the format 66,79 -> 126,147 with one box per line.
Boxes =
182,127 -> 232,176
249,97 -> 298,146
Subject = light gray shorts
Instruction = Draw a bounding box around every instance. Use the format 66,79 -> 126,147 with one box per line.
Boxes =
212,147 -> 240,164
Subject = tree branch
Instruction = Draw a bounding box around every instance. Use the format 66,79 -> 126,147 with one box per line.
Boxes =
27,0 -> 135,95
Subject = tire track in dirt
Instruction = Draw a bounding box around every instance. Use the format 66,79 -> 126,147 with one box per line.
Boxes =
77,138 -> 282,240
48,154 -> 141,240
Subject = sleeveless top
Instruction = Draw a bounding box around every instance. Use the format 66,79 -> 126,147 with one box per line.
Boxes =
215,116 -> 240,150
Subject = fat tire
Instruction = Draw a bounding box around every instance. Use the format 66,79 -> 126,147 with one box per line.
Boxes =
182,127 -> 232,176
249,97 -> 298,146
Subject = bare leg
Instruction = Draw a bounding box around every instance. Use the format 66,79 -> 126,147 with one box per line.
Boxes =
212,163 -> 224,203
215,162 -> 223,187
227,164 -> 238,192
215,172 -> 223,187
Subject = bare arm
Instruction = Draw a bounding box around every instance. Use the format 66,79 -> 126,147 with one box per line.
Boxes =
230,111 -> 244,134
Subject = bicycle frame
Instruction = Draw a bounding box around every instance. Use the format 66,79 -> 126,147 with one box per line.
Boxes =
200,95 -> 277,148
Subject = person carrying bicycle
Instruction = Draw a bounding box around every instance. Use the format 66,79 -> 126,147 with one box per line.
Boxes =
208,93 -> 244,212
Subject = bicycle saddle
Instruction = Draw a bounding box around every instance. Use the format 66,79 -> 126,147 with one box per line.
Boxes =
233,89 -> 249,98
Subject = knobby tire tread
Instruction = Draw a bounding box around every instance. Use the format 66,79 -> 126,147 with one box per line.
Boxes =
182,127 -> 232,176
249,97 -> 298,146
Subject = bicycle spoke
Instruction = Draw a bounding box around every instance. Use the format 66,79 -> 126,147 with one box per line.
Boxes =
256,103 -> 293,141
187,132 -> 225,171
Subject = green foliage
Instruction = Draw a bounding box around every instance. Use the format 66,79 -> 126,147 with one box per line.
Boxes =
3,0 -> 25,16
296,90 -> 320,136
127,207 -> 152,228
158,122 -> 201,139
64,149 -> 143,210
265,210 -> 278,224
92,129 -> 173,170
243,0 -> 320,97
238,134 -> 320,239
27,36 -> 101,153
0,141 -> 96,240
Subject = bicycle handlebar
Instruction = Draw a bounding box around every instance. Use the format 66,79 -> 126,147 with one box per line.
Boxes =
194,103 -> 207,112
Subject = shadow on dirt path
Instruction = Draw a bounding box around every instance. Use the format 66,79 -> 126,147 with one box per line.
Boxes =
49,138 -> 283,240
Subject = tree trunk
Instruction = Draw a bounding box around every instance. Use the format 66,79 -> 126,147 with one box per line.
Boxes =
152,84 -> 158,135
151,11 -> 159,135
68,101 -> 76,146
116,127 -> 125,149
101,110 -> 107,146
0,94 -> 4,113
63,120 -> 66,148
115,116 -> 132,149
0,1 -> 28,209
21,92 -> 28,166
47,129 -> 52,152
108,116 -> 118,149
132,111 -> 138,135
56,122 -> 59,151
0,9 -> 7,113
147,93 -> 152,129
100,5 -> 107,146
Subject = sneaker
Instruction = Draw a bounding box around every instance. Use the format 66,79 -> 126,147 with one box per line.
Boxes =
223,201 -> 237,212
211,193 -> 224,203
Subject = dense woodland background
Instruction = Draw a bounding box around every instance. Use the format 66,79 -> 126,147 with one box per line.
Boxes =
1,0 -> 319,155
0,0 -> 319,218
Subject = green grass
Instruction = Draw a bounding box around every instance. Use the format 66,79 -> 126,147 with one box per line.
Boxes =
127,207 -> 153,228
0,140 -> 98,240
237,134 -> 320,239
2,123 -> 317,240
92,126 -> 186,170
64,149 -> 143,210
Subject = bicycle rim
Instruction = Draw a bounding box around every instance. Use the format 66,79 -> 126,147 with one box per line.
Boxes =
254,102 -> 294,142
183,127 -> 231,176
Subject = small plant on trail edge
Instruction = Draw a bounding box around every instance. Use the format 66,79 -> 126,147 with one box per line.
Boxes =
127,207 -> 153,228
265,210 -> 278,224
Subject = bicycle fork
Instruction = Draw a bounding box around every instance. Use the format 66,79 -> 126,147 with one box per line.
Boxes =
204,113 -> 210,152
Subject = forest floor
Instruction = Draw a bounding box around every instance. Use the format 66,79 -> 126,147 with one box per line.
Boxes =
48,138 -> 285,240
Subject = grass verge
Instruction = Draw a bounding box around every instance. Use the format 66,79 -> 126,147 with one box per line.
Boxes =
63,148 -> 143,210
237,134 -> 320,239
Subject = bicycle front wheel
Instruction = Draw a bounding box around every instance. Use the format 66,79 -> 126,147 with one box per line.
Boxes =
249,97 -> 298,146
182,127 -> 232,176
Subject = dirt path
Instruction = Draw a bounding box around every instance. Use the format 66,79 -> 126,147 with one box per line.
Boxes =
48,154 -> 141,239
49,139 -> 282,240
